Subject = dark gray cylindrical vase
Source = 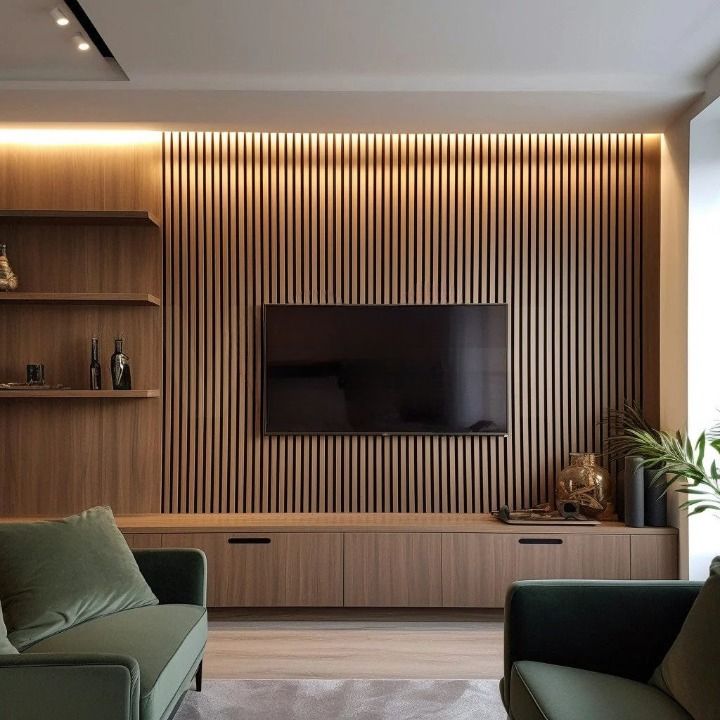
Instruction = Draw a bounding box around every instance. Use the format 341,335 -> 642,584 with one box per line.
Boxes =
644,467 -> 668,527
617,461 -> 626,522
624,456 -> 645,528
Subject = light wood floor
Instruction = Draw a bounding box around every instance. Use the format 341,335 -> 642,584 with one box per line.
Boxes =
204,609 -> 504,679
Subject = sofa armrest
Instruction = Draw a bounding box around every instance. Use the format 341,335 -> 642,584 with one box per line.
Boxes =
0,652 -> 140,720
133,548 -> 207,606
502,580 -> 702,707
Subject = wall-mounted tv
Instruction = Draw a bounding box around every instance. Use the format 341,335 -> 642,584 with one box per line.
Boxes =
263,304 -> 508,435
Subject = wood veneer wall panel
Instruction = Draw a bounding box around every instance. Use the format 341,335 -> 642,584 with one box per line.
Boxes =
163,133 -> 659,514
0,140 -> 162,515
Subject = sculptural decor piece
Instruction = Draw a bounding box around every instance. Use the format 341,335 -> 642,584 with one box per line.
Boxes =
26,364 -> 45,385
555,452 -> 612,518
110,337 -> 132,390
0,243 -> 18,291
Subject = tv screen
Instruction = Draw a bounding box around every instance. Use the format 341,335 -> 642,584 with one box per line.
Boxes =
263,304 -> 508,435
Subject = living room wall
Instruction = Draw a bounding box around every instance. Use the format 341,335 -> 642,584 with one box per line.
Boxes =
162,132 -> 659,514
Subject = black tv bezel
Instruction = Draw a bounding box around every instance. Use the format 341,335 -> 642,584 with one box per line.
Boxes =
262,303 -> 510,437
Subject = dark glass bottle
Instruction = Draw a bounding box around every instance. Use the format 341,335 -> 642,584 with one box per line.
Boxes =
90,337 -> 102,390
110,338 -> 132,390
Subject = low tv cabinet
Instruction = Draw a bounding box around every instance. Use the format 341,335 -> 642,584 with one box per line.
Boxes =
117,513 -> 679,608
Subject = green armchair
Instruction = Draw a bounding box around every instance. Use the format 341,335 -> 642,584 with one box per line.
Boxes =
0,549 -> 208,720
502,580 -> 703,720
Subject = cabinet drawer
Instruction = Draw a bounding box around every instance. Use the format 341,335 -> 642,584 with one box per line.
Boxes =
442,533 -> 631,607
124,533 -> 163,549
163,532 -> 343,607
344,532 -> 442,607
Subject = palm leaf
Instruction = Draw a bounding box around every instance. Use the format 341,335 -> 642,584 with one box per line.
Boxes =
604,402 -> 720,518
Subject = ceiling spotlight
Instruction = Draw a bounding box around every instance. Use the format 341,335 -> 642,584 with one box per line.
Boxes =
49,7 -> 70,26
73,34 -> 90,52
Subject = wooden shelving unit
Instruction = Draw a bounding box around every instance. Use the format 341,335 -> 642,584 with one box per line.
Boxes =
0,389 -> 159,399
0,207 -> 161,395
0,292 -> 161,306
0,142 -> 164,515
0,389 -> 160,399
0,209 -> 160,227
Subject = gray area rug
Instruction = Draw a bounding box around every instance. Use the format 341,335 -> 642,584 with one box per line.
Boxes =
176,679 -> 506,720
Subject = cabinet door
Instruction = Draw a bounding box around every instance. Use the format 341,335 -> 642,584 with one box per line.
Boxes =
631,535 -> 678,579
344,532 -> 442,607
163,532 -> 343,607
442,533 -> 631,607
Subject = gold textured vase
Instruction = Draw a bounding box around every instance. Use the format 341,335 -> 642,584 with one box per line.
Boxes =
0,243 -> 18,291
555,453 -> 612,518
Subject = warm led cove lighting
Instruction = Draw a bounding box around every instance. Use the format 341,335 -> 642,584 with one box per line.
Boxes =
50,7 -> 70,26
73,34 -> 90,51
0,130 -> 161,146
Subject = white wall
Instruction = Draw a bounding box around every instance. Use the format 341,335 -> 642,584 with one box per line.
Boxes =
660,117 -> 691,577
660,62 -> 720,579
687,106 -> 720,578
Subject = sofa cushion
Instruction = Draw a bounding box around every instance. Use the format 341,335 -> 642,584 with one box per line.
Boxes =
25,604 -> 207,720
651,556 -> 720,720
0,601 -> 18,654
0,506 -> 158,651
510,661 -> 691,720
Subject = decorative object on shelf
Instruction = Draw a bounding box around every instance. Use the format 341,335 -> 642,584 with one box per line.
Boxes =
616,461 -> 626,522
0,243 -> 18,291
110,337 -> 132,390
555,452 -> 612,518
624,455 -> 645,528
644,465 -> 668,527
25,363 -> 45,385
90,337 -> 102,390
607,401 -> 720,519
0,383 -> 68,391
493,503 -> 599,526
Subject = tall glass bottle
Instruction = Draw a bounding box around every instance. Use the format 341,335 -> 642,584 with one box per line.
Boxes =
90,337 -> 102,390
110,338 -> 132,390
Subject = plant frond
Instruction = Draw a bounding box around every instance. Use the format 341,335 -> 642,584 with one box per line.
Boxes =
604,402 -> 720,519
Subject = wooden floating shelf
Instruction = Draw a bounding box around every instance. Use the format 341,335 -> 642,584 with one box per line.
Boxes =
0,389 -> 160,399
0,209 -> 160,228
0,292 -> 161,306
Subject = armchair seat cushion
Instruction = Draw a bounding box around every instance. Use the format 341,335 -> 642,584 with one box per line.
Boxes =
25,604 -> 207,720
510,661 -> 691,720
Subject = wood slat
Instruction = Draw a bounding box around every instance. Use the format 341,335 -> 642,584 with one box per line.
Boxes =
163,133 -> 659,514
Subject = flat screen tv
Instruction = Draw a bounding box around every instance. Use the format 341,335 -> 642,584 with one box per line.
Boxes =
263,304 -> 508,435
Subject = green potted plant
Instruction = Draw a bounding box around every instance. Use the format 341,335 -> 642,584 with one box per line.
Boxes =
606,402 -> 720,517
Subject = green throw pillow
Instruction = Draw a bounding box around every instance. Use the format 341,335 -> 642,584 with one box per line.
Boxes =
651,556 -> 720,720
0,601 -> 18,654
0,506 -> 158,651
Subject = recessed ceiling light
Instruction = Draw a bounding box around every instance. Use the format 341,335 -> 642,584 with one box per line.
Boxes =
49,7 -> 70,26
73,34 -> 90,52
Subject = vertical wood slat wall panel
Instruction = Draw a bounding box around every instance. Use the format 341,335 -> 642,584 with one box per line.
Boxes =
163,132 -> 659,514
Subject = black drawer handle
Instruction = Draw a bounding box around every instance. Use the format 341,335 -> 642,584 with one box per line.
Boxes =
228,537 -> 271,545
519,538 -> 563,545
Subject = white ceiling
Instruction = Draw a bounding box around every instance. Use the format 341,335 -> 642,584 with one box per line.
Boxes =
2,0 -> 720,130
0,0 -> 124,81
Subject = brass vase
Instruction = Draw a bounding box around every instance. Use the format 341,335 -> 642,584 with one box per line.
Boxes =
555,453 -> 612,518
0,243 -> 18,291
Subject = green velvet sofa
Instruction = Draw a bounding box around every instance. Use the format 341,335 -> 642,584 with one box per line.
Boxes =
501,579 -> 704,720
0,548 -> 208,720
